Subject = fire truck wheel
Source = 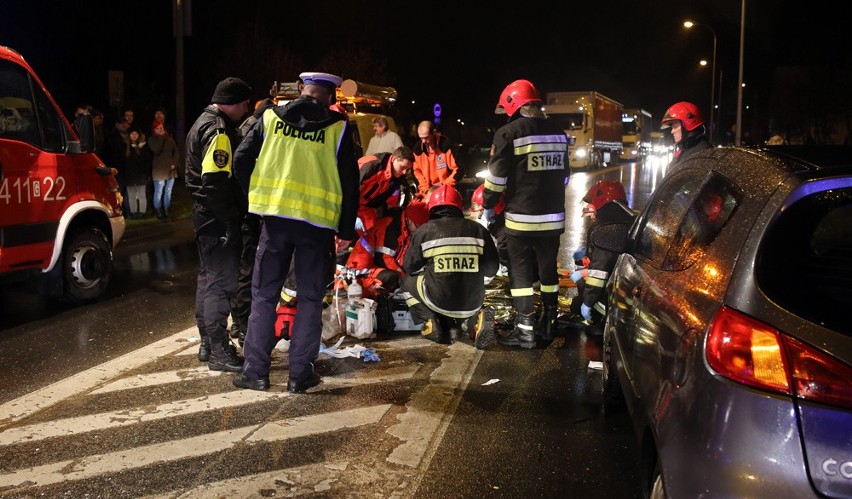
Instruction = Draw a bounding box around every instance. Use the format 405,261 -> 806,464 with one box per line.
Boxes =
59,227 -> 113,304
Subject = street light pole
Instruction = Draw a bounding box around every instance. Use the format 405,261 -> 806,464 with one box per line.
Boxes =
684,21 -> 717,144
735,0 -> 746,146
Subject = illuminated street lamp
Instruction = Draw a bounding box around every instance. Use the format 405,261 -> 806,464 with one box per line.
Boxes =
684,20 -> 717,143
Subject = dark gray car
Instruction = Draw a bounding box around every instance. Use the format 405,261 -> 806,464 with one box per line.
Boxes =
603,146 -> 852,498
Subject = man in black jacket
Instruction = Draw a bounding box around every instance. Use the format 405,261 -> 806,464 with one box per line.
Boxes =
482,79 -> 569,348
570,180 -> 635,326
401,185 -> 499,349
185,77 -> 252,372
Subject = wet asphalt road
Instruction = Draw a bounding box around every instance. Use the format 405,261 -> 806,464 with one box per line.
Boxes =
0,160 -> 669,497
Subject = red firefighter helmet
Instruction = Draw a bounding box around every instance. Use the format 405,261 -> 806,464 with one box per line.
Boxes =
660,101 -> 704,131
404,200 -> 430,226
471,184 -> 506,214
427,184 -> 463,212
583,180 -> 627,211
496,79 -> 541,117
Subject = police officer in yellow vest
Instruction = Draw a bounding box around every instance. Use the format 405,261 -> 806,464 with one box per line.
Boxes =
185,77 -> 252,372
232,72 -> 359,393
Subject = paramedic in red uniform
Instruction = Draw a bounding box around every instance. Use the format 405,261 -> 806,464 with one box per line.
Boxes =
346,200 -> 429,298
357,146 -> 415,233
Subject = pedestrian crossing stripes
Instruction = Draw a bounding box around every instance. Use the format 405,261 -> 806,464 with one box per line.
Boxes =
0,327 -> 482,496
0,405 -> 392,490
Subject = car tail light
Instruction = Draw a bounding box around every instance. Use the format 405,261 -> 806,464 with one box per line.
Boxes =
706,306 -> 852,409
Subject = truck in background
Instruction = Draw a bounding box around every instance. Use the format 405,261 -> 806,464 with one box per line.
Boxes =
620,108 -> 653,161
0,46 -> 125,303
544,91 -> 623,168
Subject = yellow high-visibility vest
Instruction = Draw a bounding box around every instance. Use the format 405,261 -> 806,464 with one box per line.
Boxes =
248,108 -> 345,230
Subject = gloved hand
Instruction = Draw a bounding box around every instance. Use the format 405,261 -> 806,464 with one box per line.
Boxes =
482,208 -> 496,226
570,268 -> 589,283
580,303 -> 593,321
219,227 -> 239,248
572,247 -> 587,264
354,217 -> 365,233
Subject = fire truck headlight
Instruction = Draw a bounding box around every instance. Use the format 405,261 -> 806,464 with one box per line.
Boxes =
576,148 -> 588,159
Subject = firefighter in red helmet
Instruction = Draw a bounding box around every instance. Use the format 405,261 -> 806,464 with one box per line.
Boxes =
569,180 -> 635,327
400,185 -> 499,348
660,101 -> 712,165
482,79 -> 569,347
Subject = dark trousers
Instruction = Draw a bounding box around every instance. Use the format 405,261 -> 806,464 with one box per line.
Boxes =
243,217 -> 334,382
195,234 -> 240,342
230,214 -> 262,335
505,234 -> 560,316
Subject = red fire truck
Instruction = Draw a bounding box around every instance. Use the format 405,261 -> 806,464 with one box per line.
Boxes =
0,46 -> 125,303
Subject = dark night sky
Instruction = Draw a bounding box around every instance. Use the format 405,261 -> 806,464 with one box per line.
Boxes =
2,0 -> 850,142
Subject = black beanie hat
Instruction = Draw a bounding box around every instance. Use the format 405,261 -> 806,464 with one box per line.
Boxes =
211,77 -> 252,105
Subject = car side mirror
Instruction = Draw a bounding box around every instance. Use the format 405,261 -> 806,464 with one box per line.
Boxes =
590,223 -> 630,253
71,114 -> 95,154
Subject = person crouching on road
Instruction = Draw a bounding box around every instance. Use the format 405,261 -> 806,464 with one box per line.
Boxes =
482,79 -> 569,348
400,185 -> 499,349
569,180 -> 635,326
185,77 -> 252,372
232,71 -> 359,393
345,199 -> 430,299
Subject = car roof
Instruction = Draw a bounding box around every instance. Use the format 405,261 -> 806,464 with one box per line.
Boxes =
760,144 -> 852,171
678,147 -> 852,192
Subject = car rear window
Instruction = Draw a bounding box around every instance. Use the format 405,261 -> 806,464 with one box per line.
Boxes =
757,184 -> 852,335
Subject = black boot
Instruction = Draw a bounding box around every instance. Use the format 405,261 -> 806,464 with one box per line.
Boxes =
156,208 -> 166,221
498,313 -> 537,349
208,337 -> 244,372
466,307 -> 495,350
536,306 -> 558,341
421,316 -> 452,344
198,335 -> 211,362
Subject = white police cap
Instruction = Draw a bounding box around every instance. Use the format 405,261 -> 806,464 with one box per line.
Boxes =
299,72 -> 343,90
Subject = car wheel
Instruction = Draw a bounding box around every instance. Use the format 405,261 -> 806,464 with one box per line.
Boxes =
601,318 -> 624,409
60,227 -> 113,304
649,456 -> 666,499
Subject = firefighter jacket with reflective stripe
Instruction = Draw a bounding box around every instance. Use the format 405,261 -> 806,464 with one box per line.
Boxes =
403,211 -> 499,317
358,153 -> 407,231
483,115 -> 569,237
233,96 -> 359,240
185,105 -> 246,237
412,133 -> 459,196
582,200 -> 635,308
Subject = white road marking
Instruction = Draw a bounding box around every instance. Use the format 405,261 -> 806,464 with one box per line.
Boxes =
90,366 -> 224,394
386,343 -> 481,468
0,389 -> 284,445
1,365 -> 421,445
0,327 -> 197,426
141,461 -> 352,499
0,405 -> 391,492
